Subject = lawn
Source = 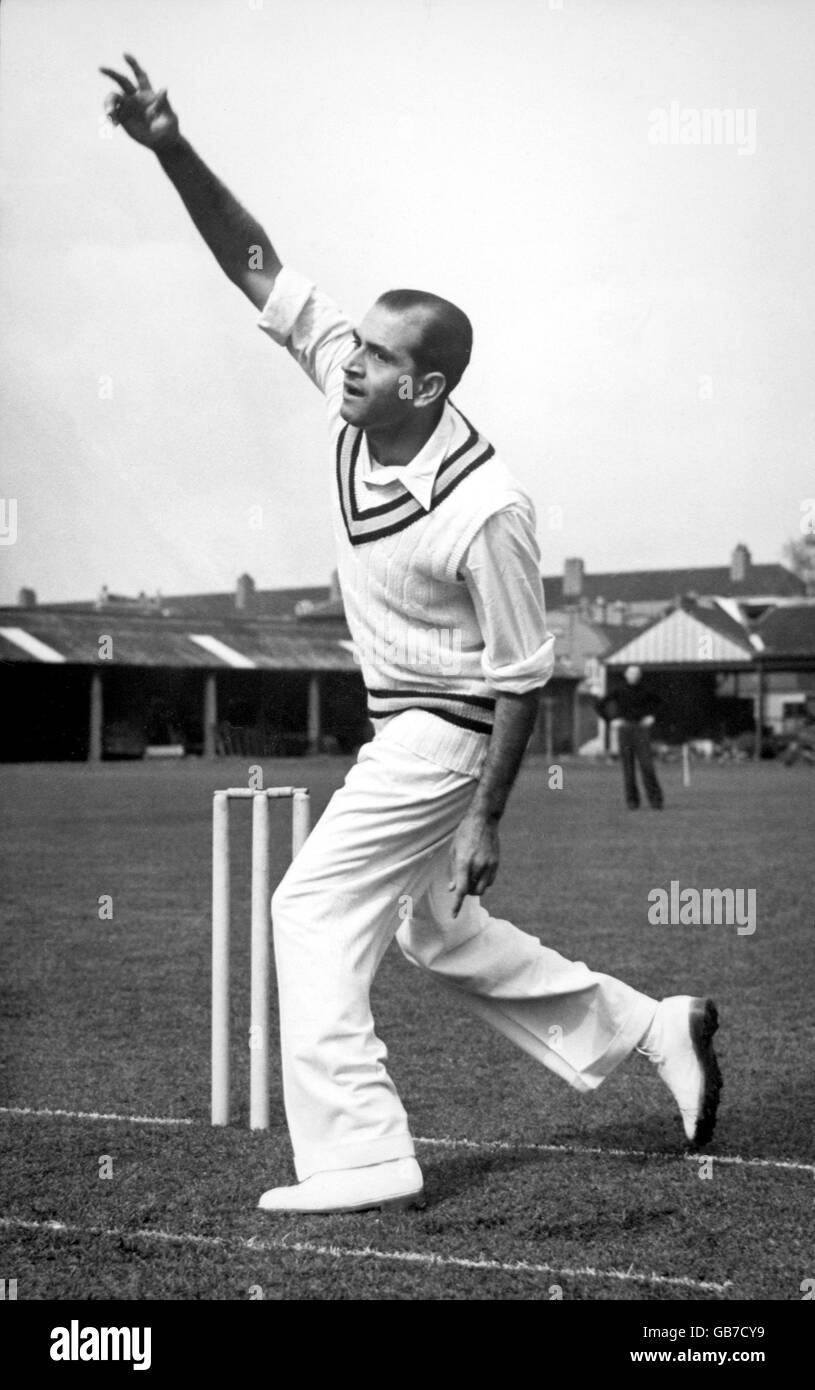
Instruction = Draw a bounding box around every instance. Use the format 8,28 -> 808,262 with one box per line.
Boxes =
1,754 -> 813,1300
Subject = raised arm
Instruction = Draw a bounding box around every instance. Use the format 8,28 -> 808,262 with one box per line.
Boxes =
100,54 -> 280,309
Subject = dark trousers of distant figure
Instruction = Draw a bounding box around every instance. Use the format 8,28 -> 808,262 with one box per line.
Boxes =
618,722 -> 663,809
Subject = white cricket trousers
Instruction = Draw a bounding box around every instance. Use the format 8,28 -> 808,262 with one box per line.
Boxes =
272,721 -> 657,1180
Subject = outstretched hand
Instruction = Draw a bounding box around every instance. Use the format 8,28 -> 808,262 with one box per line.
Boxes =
100,53 -> 180,150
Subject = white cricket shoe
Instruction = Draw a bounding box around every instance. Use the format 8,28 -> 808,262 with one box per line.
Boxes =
639,996 -> 722,1146
258,1157 -> 425,1214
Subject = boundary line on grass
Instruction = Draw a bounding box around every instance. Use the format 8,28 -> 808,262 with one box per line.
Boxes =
417,1135 -> 815,1177
0,1217 -> 733,1294
2,1106 -> 812,1176
0,1106 -> 193,1127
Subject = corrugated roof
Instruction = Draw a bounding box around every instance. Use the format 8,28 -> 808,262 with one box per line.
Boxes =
606,606 -> 754,667
542,563 -> 803,608
0,607 -> 581,678
0,610 -> 358,671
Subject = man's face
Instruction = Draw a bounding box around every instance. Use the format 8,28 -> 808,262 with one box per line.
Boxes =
341,303 -> 429,429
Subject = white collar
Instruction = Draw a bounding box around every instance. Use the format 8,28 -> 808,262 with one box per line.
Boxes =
359,403 -> 460,511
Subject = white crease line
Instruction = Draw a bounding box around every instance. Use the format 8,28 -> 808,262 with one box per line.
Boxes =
2,1107 -> 811,1176
0,1106 -> 193,1127
0,1218 -> 732,1293
416,1135 -> 815,1177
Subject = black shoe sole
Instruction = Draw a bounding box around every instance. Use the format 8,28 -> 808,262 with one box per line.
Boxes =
346,1189 -> 426,1214
688,998 -> 722,1148
372,1189 -> 426,1213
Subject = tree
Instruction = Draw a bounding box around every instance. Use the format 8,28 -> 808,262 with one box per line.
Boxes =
783,534 -> 815,596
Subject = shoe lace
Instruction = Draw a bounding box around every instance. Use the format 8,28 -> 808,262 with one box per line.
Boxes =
635,1023 -> 665,1064
635,1007 -> 666,1064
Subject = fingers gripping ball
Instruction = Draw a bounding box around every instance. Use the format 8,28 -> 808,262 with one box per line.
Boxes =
99,53 -> 179,149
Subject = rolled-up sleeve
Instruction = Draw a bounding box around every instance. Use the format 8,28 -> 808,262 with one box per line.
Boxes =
461,505 -> 556,694
257,266 -> 355,408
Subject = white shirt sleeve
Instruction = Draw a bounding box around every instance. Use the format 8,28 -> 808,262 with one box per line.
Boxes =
460,505 -> 556,695
256,266 -> 355,421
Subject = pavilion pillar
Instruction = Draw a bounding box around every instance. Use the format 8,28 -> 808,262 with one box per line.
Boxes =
754,662 -> 765,762
88,671 -> 103,762
570,682 -> 580,755
204,673 -> 218,759
307,674 -> 321,755
542,697 -> 555,760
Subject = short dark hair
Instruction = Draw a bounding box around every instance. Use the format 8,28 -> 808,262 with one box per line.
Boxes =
376,289 -> 473,396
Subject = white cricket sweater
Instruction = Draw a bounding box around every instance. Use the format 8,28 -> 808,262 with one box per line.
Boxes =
333,406 -> 535,741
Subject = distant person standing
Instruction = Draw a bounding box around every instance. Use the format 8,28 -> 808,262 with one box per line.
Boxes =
599,666 -> 664,810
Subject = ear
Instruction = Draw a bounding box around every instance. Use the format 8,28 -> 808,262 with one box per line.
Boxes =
412,370 -> 447,410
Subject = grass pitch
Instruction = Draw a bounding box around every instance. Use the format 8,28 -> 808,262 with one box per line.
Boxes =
1,755 -> 812,1300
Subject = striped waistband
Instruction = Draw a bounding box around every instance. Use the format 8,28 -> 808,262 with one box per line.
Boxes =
367,687 -> 495,736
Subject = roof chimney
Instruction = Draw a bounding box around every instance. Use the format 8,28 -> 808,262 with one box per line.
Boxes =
235,573 -> 255,614
730,543 -> 751,584
563,557 -> 584,600
17,587 -> 36,608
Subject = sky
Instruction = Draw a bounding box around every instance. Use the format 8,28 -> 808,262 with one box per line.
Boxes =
1,0 -> 813,604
